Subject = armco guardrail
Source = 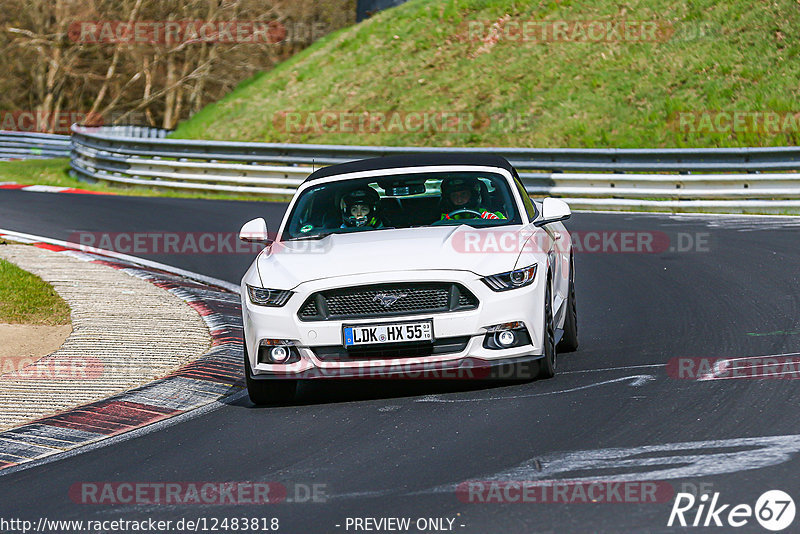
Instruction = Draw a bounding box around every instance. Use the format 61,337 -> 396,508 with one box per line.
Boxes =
69,124 -> 800,213
0,130 -> 71,160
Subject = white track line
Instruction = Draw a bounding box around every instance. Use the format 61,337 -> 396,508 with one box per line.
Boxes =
0,228 -> 244,475
415,374 -> 656,403
560,363 -> 666,374
0,227 -> 239,293
574,209 -> 800,219
697,352 -> 800,381
0,390 -> 248,478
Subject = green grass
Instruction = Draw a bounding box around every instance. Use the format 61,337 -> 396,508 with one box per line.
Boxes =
0,257 -> 71,325
172,0 -> 800,148
0,159 -> 283,202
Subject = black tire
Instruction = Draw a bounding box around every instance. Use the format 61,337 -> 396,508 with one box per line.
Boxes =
244,346 -> 297,405
557,253 -> 579,353
537,276 -> 557,379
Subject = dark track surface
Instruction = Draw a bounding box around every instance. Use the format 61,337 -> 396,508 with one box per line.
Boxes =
2,189 -> 800,533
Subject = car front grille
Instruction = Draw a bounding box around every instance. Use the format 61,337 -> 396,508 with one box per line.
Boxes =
298,282 -> 478,321
313,336 -> 470,361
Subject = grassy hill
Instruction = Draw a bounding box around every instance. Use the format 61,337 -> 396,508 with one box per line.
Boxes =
173,0 -> 800,148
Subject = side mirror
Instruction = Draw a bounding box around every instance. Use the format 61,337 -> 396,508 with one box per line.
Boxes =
534,198 -> 571,227
239,218 -> 272,244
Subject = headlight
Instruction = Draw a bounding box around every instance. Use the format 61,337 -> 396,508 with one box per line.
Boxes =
246,284 -> 293,307
481,264 -> 537,291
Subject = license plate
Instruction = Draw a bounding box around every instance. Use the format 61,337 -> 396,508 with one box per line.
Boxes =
343,321 -> 433,347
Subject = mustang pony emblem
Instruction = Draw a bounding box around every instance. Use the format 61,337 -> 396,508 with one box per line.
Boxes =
373,292 -> 408,308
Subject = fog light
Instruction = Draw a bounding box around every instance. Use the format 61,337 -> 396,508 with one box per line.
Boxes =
496,330 -> 516,347
270,346 -> 289,363
483,324 -> 531,350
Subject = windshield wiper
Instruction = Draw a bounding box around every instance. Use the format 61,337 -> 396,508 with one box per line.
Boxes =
287,232 -> 334,241
288,226 -> 397,241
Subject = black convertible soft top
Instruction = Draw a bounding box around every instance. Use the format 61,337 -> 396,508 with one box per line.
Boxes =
303,153 -> 515,183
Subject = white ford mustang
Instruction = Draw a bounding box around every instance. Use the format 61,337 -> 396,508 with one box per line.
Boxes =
239,154 -> 577,404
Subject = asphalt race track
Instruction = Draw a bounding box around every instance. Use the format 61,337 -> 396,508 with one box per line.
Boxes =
2,188 -> 800,533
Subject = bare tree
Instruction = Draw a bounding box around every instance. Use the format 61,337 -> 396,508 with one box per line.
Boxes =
1,0 -> 356,131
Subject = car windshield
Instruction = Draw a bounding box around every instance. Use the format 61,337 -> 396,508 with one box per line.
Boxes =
281,171 -> 523,241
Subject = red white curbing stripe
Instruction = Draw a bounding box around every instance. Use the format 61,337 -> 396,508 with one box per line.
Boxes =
0,230 -> 245,473
0,182 -> 111,195
0,228 -> 238,292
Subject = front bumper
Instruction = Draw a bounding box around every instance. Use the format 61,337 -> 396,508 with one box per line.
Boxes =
242,269 -> 546,380
247,353 -> 544,380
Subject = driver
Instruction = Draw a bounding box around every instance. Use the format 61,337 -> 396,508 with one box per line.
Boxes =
340,187 -> 383,228
439,176 -> 506,220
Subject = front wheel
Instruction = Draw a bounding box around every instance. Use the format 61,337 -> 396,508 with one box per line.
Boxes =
557,253 -> 579,352
244,346 -> 297,405
537,278 -> 557,379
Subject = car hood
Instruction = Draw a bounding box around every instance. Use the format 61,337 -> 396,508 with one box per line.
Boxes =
256,225 -> 532,289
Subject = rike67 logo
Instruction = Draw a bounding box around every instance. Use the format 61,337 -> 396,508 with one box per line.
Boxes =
668,490 -> 795,531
